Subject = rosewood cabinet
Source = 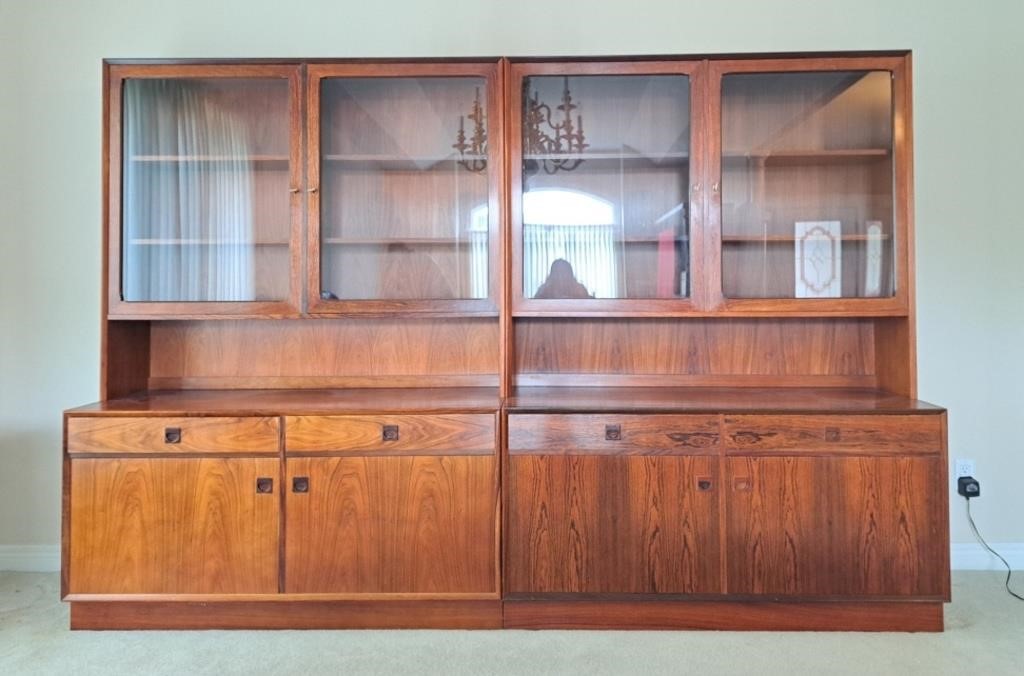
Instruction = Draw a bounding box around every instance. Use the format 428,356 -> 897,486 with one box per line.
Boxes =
64,51 -> 948,631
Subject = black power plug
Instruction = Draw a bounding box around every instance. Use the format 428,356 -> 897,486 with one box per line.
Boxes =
957,475 -> 980,498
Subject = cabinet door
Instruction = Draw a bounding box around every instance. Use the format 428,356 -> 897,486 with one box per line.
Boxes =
68,457 -> 279,594
726,455 -> 947,597
108,64 -> 302,318
506,455 -> 721,594
308,63 -> 502,314
285,456 -> 497,593
709,56 -> 910,312
510,61 -> 704,314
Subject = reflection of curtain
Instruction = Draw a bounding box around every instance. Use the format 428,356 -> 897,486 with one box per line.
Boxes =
524,224 -> 617,298
123,80 -> 254,301
470,230 -> 488,299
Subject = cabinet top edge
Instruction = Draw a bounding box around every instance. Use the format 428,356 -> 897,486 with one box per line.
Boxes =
65,388 -> 502,417
505,387 -> 944,415
101,50 -> 910,67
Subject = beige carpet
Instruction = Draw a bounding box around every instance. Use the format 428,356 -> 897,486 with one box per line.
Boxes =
0,571 -> 1020,675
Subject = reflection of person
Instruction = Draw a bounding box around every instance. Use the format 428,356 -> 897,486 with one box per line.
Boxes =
534,258 -> 593,299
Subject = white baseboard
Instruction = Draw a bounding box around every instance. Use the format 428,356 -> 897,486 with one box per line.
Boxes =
951,543 -> 1024,570
0,545 -> 60,572
1,543 -> 1020,574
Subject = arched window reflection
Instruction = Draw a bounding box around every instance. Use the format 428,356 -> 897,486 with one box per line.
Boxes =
522,188 -> 617,299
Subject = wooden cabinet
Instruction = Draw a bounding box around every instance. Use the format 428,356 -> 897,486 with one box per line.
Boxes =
68,456 -> 279,594
506,453 -> 721,594
285,455 -> 496,593
66,51 -> 947,631
725,454 -> 947,597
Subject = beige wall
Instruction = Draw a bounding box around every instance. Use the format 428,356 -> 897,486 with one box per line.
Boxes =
1,0 -> 1021,555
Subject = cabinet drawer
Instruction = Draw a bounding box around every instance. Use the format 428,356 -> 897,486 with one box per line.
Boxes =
67,416 -> 280,454
723,415 -> 942,454
284,414 -> 495,454
508,414 -> 720,455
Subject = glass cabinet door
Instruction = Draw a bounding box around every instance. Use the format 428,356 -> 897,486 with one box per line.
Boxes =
718,68 -> 896,300
311,66 -> 498,312
115,67 -> 300,313
514,67 -> 694,308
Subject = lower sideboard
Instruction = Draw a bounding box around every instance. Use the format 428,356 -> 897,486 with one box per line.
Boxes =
62,388 -> 949,631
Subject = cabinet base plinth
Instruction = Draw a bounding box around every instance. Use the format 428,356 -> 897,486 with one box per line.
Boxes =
503,600 -> 944,632
69,600 -> 503,630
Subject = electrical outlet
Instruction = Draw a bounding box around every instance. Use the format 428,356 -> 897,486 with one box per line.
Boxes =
954,458 -> 975,478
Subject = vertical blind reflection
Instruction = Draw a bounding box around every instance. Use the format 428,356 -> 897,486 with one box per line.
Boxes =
122,80 -> 256,302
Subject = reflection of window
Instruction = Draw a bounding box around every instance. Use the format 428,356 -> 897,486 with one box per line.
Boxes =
523,188 -> 617,298
123,80 -> 255,301
469,204 -> 489,299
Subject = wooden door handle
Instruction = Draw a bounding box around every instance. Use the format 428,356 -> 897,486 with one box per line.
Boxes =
605,424 -> 621,441
292,477 -> 309,493
382,425 -> 400,442
164,427 -> 181,444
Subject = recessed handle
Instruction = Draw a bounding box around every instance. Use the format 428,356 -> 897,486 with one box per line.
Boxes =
733,477 -> 753,492
255,477 -> 274,494
164,427 -> 181,444
292,477 -> 309,493
696,477 -> 713,491
825,427 -> 841,442
605,424 -> 622,441
382,425 -> 400,442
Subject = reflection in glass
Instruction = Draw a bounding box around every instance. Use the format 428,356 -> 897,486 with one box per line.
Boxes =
122,78 -> 291,302
720,71 -> 895,299
521,75 -> 691,300
319,77 -> 490,301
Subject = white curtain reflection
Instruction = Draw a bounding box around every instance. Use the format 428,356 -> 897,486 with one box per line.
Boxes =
123,80 -> 254,301
469,204 -> 489,298
523,189 -> 617,298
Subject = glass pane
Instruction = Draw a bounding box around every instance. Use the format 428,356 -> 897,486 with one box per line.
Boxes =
521,75 -> 690,300
122,78 -> 291,302
721,71 -> 895,299
319,77 -> 490,301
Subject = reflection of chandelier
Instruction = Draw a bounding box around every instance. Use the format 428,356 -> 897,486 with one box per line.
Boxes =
452,87 -> 487,173
524,76 -> 588,174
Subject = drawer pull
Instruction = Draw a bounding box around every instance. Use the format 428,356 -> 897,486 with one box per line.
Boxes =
255,477 -> 274,494
825,427 -> 842,442
605,424 -> 622,441
164,427 -> 182,444
382,425 -> 400,442
696,477 -> 713,491
292,477 -> 310,493
733,477 -> 753,492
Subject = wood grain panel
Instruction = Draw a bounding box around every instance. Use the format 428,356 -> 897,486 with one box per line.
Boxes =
149,318 -> 499,386
68,458 -> 279,594
285,414 -> 495,453
67,416 -> 280,454
515,318 -> 875,382
506,455 -> 721,594
723,414 -> 941,454
725,455 -> 946,597
70,599 -> 502,630
508,414 -> 719,454
502,600 -> 942,631
285,456 -> 496,593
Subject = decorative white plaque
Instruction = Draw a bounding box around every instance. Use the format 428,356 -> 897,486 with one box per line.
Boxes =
864,221 -> 883,297
794,221 -> 842,298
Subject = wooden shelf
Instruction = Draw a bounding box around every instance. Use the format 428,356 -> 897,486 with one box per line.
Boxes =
322,236 -> 480,246
128,238 -> 289,246
722,233 -> 892,243
524,150 -> 688,166
323,154 -> 487,170
129,155 -> 289,163
722,148 -> 890,166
